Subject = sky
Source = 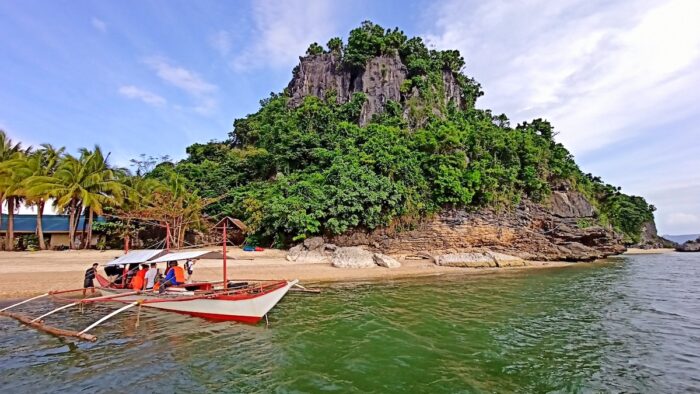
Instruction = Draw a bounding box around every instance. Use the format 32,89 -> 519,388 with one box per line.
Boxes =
1,0 -> 698,235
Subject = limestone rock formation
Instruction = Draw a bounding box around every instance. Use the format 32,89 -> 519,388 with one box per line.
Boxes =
631,221 -> 677,249
328,191 -> 626,261
331,246 -> 376,268
549,191 -> 594,218
286,238 -> 333,263
373,253 -> 401,268
435,251 -> 525,268
436,252 -> 497,268
287,53 -> 464,126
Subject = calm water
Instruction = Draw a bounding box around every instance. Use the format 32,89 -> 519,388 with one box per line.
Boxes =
1,253 -> 700,393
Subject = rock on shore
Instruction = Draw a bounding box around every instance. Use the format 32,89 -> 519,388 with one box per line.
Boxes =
435,251 -> 526,268
676,237 -> 700,252
287,238 -> 403,268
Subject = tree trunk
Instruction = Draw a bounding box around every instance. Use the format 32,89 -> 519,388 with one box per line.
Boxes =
86,209 -> 94,249
80,207 -> 89,249
68,200 -> 76,250
36,200 -> 46,250
6,198 -> 15,251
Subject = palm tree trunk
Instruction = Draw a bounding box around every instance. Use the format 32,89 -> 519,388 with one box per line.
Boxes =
36,200 -> 46,250
68,199 -> 76,250
6,198 -> 15,251
86,209 -> 94,249
80,207 -> 89,249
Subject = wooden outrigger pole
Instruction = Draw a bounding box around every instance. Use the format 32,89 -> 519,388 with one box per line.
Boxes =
77,301 -> 141,338
0,293 -> 50,313
0,290 -> 142,342
1,311 -> 98,342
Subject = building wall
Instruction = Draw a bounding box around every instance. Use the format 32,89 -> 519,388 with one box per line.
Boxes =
47,234 -> 100,248
49,234 -> 72,248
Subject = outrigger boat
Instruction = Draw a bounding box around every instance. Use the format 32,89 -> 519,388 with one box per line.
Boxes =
96,249 -> 298,323
0,224 -> 307,341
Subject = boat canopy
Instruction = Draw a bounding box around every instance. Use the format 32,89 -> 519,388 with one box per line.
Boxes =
104,250 -> 167,266
149,250 -> 233,263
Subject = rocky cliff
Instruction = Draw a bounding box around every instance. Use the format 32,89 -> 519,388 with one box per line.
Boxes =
327,190 -> 625,261
288,53 -> 465,125
632,221 -> 677,249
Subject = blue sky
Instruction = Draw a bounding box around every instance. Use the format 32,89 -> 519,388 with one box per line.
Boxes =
1,0 -> 698,234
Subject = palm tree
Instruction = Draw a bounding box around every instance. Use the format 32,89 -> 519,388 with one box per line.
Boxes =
0,130 -> 25,236
0,131 -> 30,250
27,146 -> 124,249
14,145 -> 65,249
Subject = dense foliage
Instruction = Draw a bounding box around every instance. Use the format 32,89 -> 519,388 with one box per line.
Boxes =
159,107 -> 653,246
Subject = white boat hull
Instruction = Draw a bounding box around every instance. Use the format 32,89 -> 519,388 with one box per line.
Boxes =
99,280 -> 298,324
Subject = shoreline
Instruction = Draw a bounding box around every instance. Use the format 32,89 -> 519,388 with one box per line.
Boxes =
0,248 -> 588,300
622,248 -> 676,255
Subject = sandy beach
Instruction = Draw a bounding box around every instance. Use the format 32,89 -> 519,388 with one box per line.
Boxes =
623,248 -> 676,255
0,248 -> 579,299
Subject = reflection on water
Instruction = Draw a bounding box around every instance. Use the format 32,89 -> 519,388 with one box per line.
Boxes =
1,253 -> 699,393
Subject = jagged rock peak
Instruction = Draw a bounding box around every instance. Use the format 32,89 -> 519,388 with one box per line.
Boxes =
287,52 -> 465,126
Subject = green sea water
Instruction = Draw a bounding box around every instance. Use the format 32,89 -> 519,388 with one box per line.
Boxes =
1,253 -> 699,393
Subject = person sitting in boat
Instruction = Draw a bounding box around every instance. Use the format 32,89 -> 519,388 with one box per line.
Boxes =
124,264 -> 139,288
158,261 -> 185,293
131,264 -> 149,290
83,263 -> 98,296
144,263 -> 159,290
184,259 -> 195,283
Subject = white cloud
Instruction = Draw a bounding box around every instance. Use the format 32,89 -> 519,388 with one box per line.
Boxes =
91,17 -> 107,33
231,0 -> 337,70
667,212 -> 700,226
118,85 -> 166,107
144,56 -> 217,95
425,0 -> 700,154
142,56 -> 218,114
209,30 -> 233,56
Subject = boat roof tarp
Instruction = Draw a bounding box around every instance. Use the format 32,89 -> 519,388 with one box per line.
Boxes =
104,249 -> 167,266
149,250 -> 232,263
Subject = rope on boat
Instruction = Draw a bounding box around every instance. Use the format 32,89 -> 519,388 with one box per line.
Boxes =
135,303 -> 142,328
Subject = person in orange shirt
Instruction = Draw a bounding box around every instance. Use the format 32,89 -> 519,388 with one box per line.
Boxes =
131,264 -> 149,290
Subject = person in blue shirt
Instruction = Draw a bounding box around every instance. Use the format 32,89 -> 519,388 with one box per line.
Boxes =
158,261 -> 185,293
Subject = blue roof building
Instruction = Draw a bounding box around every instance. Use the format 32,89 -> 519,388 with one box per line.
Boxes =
0,214 -> 104,233
1,214 -> 107,249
